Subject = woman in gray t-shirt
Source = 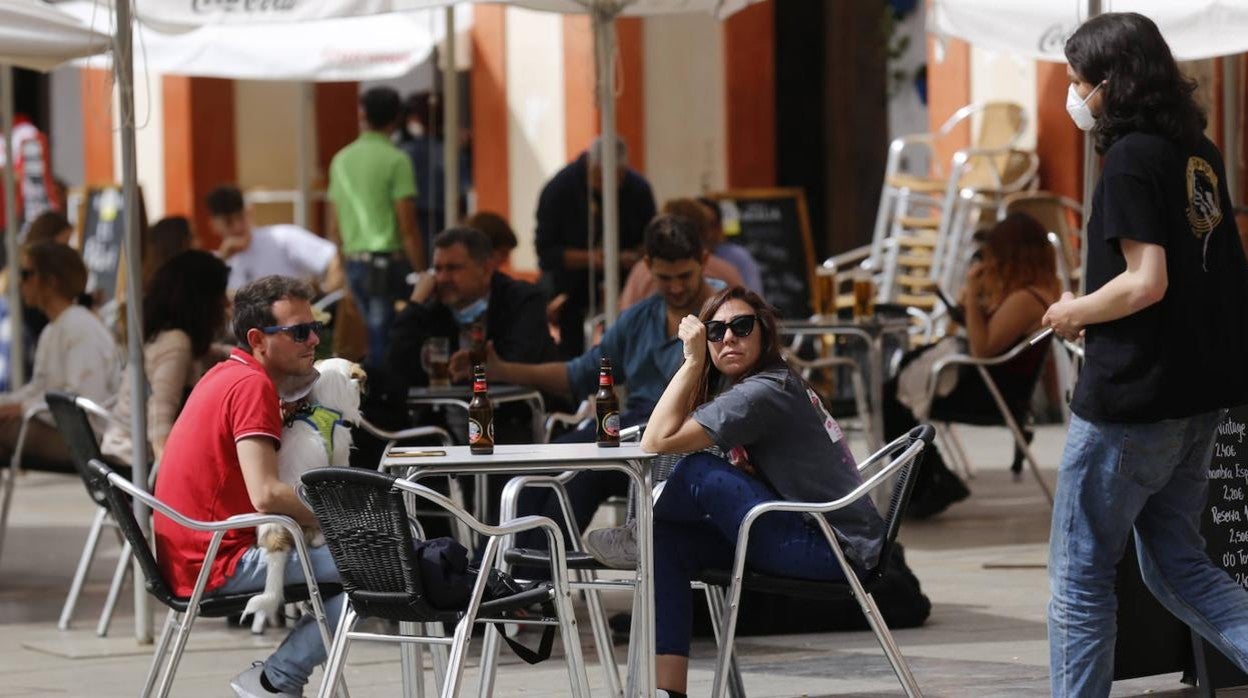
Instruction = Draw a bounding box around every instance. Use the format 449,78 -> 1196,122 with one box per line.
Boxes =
635,286 -> 886,698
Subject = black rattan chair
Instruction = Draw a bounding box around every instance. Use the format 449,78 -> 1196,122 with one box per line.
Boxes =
83,458 -> 337,698
45,391 -> 136,636
300,467 -> 590,698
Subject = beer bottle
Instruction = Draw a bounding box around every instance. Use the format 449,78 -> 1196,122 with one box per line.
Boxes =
596,357 -> 620,447
468,364 -> 494,455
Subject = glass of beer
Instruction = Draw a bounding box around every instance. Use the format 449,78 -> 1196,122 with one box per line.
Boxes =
423,337 -> 451,388
852,267 -> 876,323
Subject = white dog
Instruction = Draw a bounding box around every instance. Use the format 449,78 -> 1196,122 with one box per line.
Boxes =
242,358 -> 366,625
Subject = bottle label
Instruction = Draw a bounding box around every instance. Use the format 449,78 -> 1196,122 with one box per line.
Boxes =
474,379 -> 487,392
469,418 -> 494,443
599,373 -> 613,387
600,411 -> 620,437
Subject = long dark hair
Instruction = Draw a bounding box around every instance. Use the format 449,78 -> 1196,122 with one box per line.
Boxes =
690,286 -> 784,411
978,213 -> 1060,306
1064,12 -> 1207,154
143,250 -> 229,358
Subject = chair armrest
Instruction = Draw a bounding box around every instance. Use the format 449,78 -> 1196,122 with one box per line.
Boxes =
732,426 -> 931,539
73,395 -> 127,427
359,418 -> 452,446
781,348 -> 858,372
390,477 -> 567,542
1062,339 -> 1084,359
544,400 -> 592,443
104,466 -> 304,539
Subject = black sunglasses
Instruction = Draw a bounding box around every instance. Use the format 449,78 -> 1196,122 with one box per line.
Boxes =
261,320 -> 323,343
704,314 -> 757,343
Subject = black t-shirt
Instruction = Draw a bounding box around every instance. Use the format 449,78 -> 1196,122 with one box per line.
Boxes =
1071,132 -> 1248,423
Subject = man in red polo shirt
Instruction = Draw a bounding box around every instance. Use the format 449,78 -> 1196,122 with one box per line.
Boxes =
154,275 -> 342,698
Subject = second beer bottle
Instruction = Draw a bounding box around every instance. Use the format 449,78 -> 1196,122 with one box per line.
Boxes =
468,364 -> 494,455
596,357 -> 620,447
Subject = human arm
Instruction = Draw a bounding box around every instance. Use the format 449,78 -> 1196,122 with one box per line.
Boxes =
322,254 -> 345,293
145,332 -> 193,458
962,263 -> 1048,357
640,314 -> 715,454
461,341 -> 573,399
324,201 -> 341,248
396,197 -> 425,270
236,437 -> 316,526
1043,239 -> 1167,341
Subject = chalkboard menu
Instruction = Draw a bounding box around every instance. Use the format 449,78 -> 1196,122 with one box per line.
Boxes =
711,188 -> 816,319
1193,405 -> 1248,689
78,186 -> 143,305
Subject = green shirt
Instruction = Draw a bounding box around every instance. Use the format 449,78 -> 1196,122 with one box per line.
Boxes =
328,131 -> 417,254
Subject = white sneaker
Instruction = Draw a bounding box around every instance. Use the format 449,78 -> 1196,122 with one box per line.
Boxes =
230,661 -> 302,698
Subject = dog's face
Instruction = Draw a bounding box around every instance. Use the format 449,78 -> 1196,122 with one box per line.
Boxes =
309,358 -> 367,424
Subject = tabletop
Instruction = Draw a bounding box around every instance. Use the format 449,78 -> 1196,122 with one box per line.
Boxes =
384,442 -> 655,468
406,384 -> 542,401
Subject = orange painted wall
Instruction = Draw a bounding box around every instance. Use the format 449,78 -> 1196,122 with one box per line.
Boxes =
925,35 -> 970,173
562,16 -> 645,172
1034,61 -> 1083,202
81,68 -> 115,185
724,0 -> 775,187
162,76 -> 236,249
471,5 -> 509,219
313,82 -> 360,234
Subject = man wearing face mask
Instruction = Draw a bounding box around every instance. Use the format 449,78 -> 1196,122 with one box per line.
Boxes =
386,226 -> 558,390
1042,13 -> 1248,697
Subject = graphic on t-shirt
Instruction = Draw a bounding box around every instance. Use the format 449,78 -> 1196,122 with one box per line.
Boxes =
1185,156 -> 1222,240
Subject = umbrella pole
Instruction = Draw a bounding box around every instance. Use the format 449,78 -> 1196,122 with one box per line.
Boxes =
444,5 -> 460,225
1078,0 -> 1103,296
593,9 -> 620,326
0,65 -> 23,388
1224,55 -> 1241,207
114,0 -> 152,644
295,82 -> 313,230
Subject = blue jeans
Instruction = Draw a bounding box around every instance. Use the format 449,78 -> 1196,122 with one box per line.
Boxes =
653,453 -> 849,656
1048,411 -> 1248,697
345,258 -> 407,366
218,545 -> 345,693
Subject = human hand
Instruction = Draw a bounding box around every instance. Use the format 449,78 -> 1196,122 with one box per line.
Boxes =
1042,292 -> 1084,341
217,235 -> 247,259
619,249 -> 641,268
409,269 -> 437,303
678,314 -> 707,365
450,341 -> 500,382
964,261 -> 985,291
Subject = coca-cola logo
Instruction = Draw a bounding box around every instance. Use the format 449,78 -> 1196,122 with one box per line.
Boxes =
190,0 -> 298,15
1038,23 -> 1077,56
322,50 -> 412,67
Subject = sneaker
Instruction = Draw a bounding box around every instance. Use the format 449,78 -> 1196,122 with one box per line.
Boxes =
230,661 -> 302,698
584,521 -> 638,569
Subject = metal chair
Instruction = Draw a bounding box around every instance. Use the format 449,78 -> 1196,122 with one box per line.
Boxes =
300,467 -> 590,698
695,424 -> 935,698
44,391 -> 138,636
83,457 -> 337,698
0,401 -> 51,569
918,335 -> 1057,505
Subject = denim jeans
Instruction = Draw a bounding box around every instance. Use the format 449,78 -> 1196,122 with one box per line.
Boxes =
653,452 -> 850,656
218,545 -> 345,694
1048,410 -> 1248,697
345,258 -> 407,366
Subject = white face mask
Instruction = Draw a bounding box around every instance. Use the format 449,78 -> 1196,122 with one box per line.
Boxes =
1066,82 -> 1102,131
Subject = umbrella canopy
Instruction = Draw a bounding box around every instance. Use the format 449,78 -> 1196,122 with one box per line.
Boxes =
930,0 -> 1248,62
0,0 -> 111,71
62,1 -> 455,81
135,0 -> 753,26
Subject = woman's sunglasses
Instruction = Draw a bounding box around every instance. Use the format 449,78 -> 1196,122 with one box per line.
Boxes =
261,320 -> 324,344
704,314 -> 757,343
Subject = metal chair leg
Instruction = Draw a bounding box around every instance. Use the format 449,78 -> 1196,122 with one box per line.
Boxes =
0,463 -> 16,568
97,539 -> 131,637
702,584 -> 746,698
935,424 -> 973,482
154,601 -> 202,697
400,621 -> 420,697
141,610 -> 177,698
59,507 -> 108,630
856,590 -> 922,698
580,573 -> 623,698
317,608 -> 356,698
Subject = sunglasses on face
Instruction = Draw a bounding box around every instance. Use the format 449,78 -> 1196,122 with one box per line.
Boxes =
261,320 -> 323,343
19,268 -> 34,282
704,314 -> 758,343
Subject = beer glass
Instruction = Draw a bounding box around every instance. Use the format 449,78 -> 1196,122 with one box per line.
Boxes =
423,337 -> 451,388
851,268 -> 876,322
